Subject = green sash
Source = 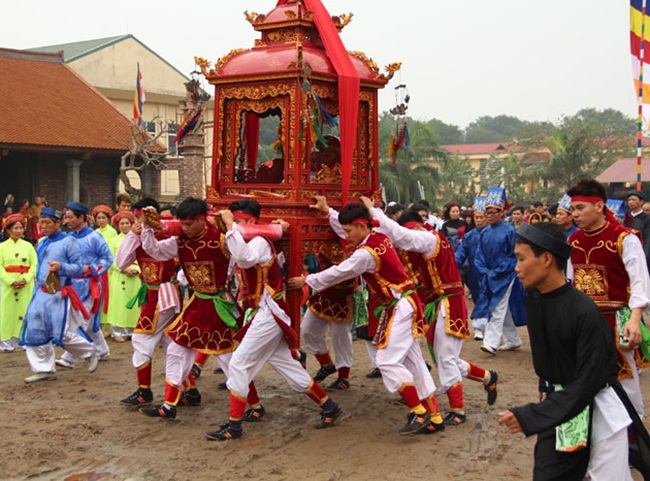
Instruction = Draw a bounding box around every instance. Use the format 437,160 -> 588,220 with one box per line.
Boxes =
126,283 -> 156,309
422,292 -> 462,366
372,289 -> 415,319
554,385 -> 589,452
195,290 -> 238,329
614,306 -> 650,362
352,290 -> 369,328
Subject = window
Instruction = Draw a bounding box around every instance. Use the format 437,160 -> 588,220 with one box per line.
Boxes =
167,123 -> 179,157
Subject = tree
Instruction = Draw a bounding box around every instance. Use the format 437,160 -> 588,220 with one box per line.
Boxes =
113,118 -> 170,198
516,113 -> 635,202
464,115 -> 526,144
378,115 -> 446,204
426,118 -> 464,145
437,153 -> 478,205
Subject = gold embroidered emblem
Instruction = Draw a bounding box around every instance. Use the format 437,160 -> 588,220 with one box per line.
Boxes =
574,267 -> 606,297
141,262 -> 160,284
185,262 -> 215,291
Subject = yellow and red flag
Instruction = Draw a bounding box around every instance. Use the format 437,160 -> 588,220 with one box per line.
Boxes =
133,62 -> 145,126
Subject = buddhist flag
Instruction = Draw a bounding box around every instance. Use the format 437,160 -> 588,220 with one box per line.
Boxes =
631,0 -> 650,133
133,62 -> 145,126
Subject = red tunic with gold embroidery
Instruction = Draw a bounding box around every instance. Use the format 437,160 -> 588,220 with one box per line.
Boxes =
307,252 -> 356,323
358,231 -> 425,348
570,221 -> 639,379
401,231 -> 470,343
164,226 -> 237,355
235,238 -> 297,345
133,245 -> 179,334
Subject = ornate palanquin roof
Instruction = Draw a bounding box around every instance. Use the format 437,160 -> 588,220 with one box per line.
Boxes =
197,0 -> 397,88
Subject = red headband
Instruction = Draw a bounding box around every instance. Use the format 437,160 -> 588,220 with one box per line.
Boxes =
403,221 -> 422,230
570,195 -> 605,204
570,195 -> 620,224
233,211 -> 257,221
350,218 -> 379,227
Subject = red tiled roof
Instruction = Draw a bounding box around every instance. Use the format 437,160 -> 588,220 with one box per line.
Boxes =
596,158 -> 650,183
442,142 -> 510,156
0,48 -> 138,153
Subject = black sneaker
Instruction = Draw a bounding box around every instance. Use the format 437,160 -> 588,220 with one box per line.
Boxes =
178,388 -> 202,406
242,406 -> 266,422
418,419 -> 446,435
399,412 -> 431,436
443,411 -> 467,426
366,367 -> 382,379
314,403 -> 342,429
213,367 -> 224,375
327,378 -> 350,390
120,388 -> 154,406
206,423 -> 243,441
140,404 -> 177,420
191,364 -> 202,379
313,364 -> 336,382
218,381 -> 228,390
484,370 -> 498,406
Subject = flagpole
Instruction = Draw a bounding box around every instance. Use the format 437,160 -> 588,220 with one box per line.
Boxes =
637,0 -> 647,190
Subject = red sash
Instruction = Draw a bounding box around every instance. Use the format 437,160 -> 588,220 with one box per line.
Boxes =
4,265 -> 30,274
40,285 -> 90,319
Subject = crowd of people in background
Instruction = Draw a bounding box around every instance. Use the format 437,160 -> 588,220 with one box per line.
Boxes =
1,181 -> 650,478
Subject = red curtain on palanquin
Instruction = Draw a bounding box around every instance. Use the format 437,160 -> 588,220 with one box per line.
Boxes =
304,0 -> 360,203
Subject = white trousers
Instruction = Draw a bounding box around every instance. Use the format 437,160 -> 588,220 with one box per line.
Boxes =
131,307 -> 177,368
584,386 -> 633,480
25,326 -> 95,373
63,296 -> 110,363
619,348 -> 644,417
483,279 -> 521,350
301,309 -> 353,368
227,304 -> 312,397
165,341 -> 232,387
365,341 -> 378,369
471,317 -> 488,332
110,326 -> 132,338
432,302 -> 468,393
375,299 -> 436,399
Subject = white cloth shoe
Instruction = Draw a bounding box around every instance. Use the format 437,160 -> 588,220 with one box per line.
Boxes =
85,354 -> 99,373
473,330 -> 484,341
55,358 -> 75,369
25,372 -> 57,384
480,345 -> 497,356
498,343 -> 522,351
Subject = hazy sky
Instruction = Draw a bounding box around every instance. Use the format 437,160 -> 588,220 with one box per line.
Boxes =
1,0 -> 636,128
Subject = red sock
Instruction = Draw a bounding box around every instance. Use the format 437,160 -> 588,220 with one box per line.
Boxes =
421,395 -> 440,414
305,380 -> 329,406
447,382 -> 464,411
194,352 -> 210,367
338,366 -> 350,379
164,380 -> 182,406
136,361 -> 152,388
247,382 -> 260,408
315,352 -> 333,367
467,362 -> 487,383
229,391 -> 247,422
399,384 -> 426,414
